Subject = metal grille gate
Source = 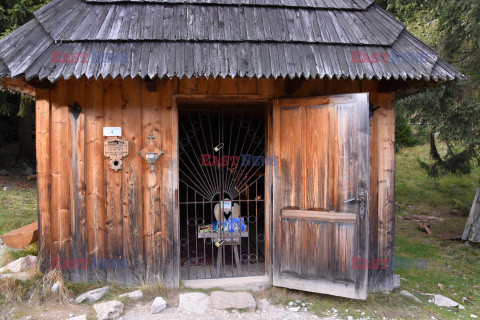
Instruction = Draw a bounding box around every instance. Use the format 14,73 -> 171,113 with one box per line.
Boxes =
179,106 -> 265,280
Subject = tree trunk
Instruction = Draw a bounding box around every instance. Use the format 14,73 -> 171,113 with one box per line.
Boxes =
16,96 -> 36,167
463,179 -> 480,243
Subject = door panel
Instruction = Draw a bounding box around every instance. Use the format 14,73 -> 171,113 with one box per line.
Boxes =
272,93 -> 369,300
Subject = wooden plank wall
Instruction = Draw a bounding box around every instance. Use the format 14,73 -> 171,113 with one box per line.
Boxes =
36,76 -> 395,290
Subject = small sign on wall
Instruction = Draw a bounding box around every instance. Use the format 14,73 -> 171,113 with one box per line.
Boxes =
103,127 -> 122,137
104,138 -> 129,171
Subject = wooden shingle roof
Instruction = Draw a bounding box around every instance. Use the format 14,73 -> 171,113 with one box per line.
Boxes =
0,0 -> 464,82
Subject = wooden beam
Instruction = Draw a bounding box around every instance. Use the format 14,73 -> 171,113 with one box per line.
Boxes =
375,92 -> 396,291
36,88 -> 51,269
172,94 -> 270,106
0,222 -> 38,249
0,77 -> 36,96
282,210 -> 357,223
27,78 -> 56,90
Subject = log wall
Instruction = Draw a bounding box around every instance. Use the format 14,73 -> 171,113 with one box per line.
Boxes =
36,76 -> 395,290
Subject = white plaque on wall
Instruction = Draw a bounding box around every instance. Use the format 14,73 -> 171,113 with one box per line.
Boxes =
103,127 -> 122,137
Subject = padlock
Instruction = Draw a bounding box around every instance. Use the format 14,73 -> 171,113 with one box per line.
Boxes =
213,143 -> 224,152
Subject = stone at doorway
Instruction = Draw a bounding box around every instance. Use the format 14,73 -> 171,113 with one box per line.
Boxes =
210,291 -> 256,310
178,292 -> 210,314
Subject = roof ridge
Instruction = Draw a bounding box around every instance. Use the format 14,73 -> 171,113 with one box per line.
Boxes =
81,0 -> 373,10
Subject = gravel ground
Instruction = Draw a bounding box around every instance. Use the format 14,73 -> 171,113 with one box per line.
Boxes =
0,299 -> 341,320
121,299 -> 337,320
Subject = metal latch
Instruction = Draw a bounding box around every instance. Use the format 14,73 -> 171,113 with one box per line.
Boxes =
344,195 -> 366,204
344,189 -> 367,219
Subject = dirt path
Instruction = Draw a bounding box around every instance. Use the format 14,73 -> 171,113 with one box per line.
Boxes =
121,299 -> 333,320
0,299 -> 340,320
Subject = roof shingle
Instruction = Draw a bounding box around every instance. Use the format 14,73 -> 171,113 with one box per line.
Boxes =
0,0 -> 465,82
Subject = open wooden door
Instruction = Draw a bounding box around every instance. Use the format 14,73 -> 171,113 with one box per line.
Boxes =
272,93 -> 369,300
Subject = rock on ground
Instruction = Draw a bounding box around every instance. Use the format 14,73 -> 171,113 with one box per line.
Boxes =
393,274 -> 401,289
432,294 -> 460,307
178,292 -> 210,315
93,300 -> 124,320
51,280 -> 63,293
75,286 -> 110,304
0,255 -> 37,273
210,291 -> 256,310
399,290 -> 421,303
119,290 -> 143,300
121,298 -> 323,320
151,297 -> 167,314
0,270 -> 37,281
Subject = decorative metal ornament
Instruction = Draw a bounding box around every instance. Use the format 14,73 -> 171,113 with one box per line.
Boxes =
138,134 -> 164,172
104,137 -> 129,171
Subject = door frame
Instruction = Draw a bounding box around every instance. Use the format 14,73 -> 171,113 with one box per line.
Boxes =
171,94 -> 273,286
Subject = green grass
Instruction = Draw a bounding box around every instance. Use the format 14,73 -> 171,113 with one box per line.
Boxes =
0,188 -> 37,235
396,144 -> 480,216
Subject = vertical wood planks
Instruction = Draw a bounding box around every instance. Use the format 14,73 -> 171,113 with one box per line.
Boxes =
167,78 -> 179,287
237,78 -> 257,95
376,92 -> 396,290
141,78 -> 162,280
279,106 -> 302,209
122,77 -> 144,281
218,76 -> 237,95
272,93 -> 370,299
68,78 -> 87,281
257,77 -> 276,98
362,80 -> 380,290
50,79 -> 70,265
271,100 -> 281,284
103,77 -> 124,282
304,105 -> 329,210
196,77 -> 209,94
36,76 -> 397,293
85,78 -> 106,280
179,77 -> 197,95
328,104 -> 339,212
36,88 -> 51,270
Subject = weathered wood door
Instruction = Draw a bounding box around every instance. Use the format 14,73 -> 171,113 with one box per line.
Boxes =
272,93 -> 369,300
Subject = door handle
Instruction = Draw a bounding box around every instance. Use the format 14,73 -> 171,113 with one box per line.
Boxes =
344,195 -> 366,204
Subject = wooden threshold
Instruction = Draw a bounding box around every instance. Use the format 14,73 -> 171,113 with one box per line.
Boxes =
282,209 -> 357,222
182,275 -> 269,291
